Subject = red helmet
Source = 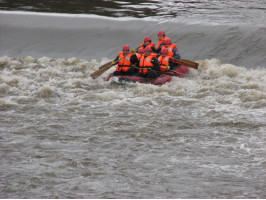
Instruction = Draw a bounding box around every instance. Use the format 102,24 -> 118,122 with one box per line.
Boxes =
144,46 -> 152,52
164,38 -> 171,45
138,48 -> 144,53
158,31 -> 165,36
144,36 -> 151,42
122,45 -> 130,51
161,48 -> 168,54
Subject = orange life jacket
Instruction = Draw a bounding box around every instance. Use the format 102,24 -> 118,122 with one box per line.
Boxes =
139,54 -> 156,75
162,44 -> 178,57
155,37 -> 170,50
139,42 -> 156,50
116,52 -> 133,72
158,55 -> 171,71
136,53 -> 143,60
151,53 -> 158,58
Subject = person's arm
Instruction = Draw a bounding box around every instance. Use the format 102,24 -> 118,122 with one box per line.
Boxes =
151,57 -> 160,71
152,46 -> 160,53
111,55 -> 119,65
157,46 -> 162,54
113,55 -> 119,62
169,58 -> 176,70
130,54 -> 139,66
173,48 -> 181,59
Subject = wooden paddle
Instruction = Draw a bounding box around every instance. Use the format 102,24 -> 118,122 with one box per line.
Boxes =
98,60 -> 114,69
90,45 -> 143,79
173,58 -> 198,69
90,61 -> 116,79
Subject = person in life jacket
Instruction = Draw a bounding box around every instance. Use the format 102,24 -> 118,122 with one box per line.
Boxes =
154,31 -> 171,53
136,48 -> 144,61
112,45 -> 138,76
161,38 -> 181,60
139,36 -> 156,51
133,46 -> 161,78
158,48 -> 175,71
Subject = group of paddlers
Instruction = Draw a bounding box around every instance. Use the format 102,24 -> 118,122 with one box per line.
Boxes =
111,31 -> 181,78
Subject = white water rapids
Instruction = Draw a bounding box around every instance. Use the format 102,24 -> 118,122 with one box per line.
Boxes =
1,56 -> 265,198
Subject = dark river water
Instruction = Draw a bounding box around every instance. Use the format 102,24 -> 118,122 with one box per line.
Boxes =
0,0 -> 265,198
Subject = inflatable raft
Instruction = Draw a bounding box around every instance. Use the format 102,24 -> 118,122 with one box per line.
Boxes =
105,65 -> 189,85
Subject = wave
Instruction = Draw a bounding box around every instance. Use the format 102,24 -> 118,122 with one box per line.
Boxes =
0,56 -> 265,109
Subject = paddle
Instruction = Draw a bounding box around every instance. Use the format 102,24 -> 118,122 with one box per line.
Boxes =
173,58 -> 198,69
90,61 -> 116,79
90,45 -> 143,79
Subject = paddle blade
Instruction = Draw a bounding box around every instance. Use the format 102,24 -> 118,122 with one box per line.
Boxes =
174,59 -> 199,69
99,60 -> 112,69
90,61 -> 114,79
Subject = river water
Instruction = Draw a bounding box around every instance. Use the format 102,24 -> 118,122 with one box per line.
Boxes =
0,0 -> 266,198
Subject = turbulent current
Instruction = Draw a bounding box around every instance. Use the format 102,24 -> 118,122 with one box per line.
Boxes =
0,0 -> 266,198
